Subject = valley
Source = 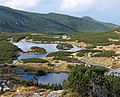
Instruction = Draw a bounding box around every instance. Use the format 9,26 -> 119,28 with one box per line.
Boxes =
0,29 -> 120,97
0,5 -> 120,97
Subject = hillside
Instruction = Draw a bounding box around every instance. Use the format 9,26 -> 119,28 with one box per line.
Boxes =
0,6 -> 118,33
0,40 -> 21,63
40,13 -> 118,33
78,27 -> 120,46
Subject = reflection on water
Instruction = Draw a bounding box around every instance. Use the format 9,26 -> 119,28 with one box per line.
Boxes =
17,73 -> 68,85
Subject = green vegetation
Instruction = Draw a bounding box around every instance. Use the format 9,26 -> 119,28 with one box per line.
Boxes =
68,65 -> 108,75
35,70 -> 46,76
0,6 -> 117,33
77,50 -> 102,57
85,45 -> 96,49
0,6 -> 120,96
93,50 -> 119,58
0,41 -> 21,63
47,51 -> 80,63
63,67 -> 120,97
47,51 -> 73,57
0,33 -> 29,42
30,46 -> 47,54
41,13 -> 117,33
56,43 -> 73,50
10,76 -> 62,91
78,29 -> 120,46
77,50 -> 119,58
47,63 -> 55,67
53,57 -> 79,63
26,34 -> 67,43
21,58 -> 48,63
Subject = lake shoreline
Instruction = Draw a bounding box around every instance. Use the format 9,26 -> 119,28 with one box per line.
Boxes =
13,39 -> 82,59
17,72 -> 68,85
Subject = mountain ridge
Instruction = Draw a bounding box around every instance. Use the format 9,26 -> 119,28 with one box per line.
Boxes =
0,6 -> 118,33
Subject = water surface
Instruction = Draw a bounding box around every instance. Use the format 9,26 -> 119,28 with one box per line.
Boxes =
13,39 -> 82,60
17,73 -> 68,85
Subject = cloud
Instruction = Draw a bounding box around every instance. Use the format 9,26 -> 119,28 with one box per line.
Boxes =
99,0 -> 120,12
0,0 -> 41,10
60,0 -> 102,12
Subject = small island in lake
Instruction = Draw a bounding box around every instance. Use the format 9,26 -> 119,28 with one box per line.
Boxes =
56,43 -> 73,50
26,46 -> 47,54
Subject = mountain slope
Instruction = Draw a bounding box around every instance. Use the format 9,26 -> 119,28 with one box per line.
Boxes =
0,6 -> 76,33
41,13 -> 118,32
0,6 -> 118,33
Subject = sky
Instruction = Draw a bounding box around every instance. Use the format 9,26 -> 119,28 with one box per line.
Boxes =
0,0 -> 120,25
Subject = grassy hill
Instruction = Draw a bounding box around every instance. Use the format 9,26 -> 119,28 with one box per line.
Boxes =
78,27 -> 120,46
0,6 -> 118,33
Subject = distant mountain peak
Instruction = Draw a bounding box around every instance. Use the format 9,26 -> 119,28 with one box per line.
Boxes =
82,16 -> 96,21
48,12 -> 56,14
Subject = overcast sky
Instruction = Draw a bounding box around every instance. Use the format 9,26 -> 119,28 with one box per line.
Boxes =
0,0 -> 120,25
